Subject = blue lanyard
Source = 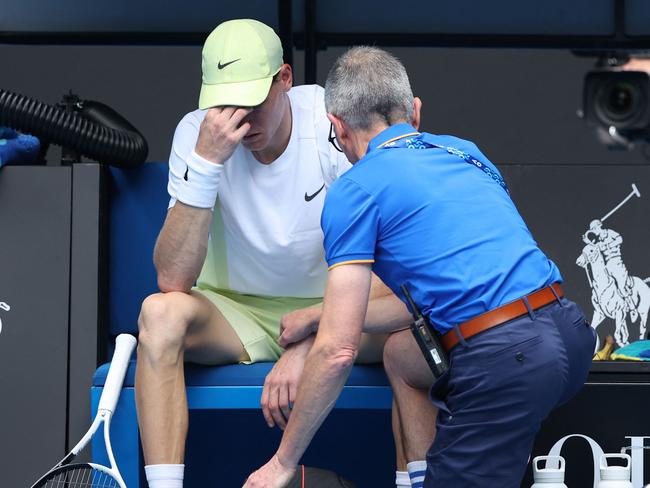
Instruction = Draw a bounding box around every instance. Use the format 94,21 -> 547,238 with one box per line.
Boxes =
379,132 -> 509,194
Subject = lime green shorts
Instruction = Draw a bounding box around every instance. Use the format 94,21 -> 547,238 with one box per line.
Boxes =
193,287 -> 322,363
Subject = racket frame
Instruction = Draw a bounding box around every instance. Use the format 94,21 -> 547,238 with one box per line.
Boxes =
30,334 -> 136,488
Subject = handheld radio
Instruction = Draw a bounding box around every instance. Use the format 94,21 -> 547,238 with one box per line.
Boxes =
401,284 -> 450,379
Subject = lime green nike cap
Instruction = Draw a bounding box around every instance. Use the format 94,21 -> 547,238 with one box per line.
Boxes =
199,19 -> 283,110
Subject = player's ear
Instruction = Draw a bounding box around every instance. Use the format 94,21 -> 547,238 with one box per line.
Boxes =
278,64 -> 293,91
411,97 -> 422,130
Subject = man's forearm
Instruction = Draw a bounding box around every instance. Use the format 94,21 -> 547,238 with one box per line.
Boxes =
275,265 -> 370,467
154,202 -> 213,292
275,341 -> 354,466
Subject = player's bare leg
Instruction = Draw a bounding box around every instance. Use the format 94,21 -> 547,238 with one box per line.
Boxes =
357,332 -> 388,363
383,329 -> 437,463
135,290 -> 247,465
392,400 -> 408,470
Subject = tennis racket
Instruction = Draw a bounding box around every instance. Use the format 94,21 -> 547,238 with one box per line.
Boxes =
30,333 -> 137,488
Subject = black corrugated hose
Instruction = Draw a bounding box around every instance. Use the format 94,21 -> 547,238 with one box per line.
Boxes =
0,89 -> 148,168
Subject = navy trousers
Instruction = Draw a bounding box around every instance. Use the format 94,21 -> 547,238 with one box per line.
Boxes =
425,297 -> 596,487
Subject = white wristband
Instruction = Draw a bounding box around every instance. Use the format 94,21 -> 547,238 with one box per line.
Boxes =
175,150 -> 223,208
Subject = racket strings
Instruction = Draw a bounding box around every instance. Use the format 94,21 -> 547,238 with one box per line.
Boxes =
43,466 -> 118,488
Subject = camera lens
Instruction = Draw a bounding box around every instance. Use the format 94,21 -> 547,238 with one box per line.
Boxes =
607,83 -> 633,115
596,80 -> 645,126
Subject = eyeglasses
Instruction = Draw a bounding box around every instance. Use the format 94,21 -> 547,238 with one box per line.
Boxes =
328,123 -> 343,153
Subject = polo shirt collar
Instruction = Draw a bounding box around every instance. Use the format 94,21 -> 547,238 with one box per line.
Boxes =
366,123 -> 419,154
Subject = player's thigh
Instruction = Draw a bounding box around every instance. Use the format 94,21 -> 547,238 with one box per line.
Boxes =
182,290 -> 249,364
356,332 -> 388,363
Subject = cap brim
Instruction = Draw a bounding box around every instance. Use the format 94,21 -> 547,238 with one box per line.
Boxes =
199,76 -> 273,110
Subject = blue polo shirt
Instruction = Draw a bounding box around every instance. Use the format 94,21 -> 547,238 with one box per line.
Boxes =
321,123 -> 562,334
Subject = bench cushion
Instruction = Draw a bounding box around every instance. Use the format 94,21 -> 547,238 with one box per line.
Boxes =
93,361 -> 390,387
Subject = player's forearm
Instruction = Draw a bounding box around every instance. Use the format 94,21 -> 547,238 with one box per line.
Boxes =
154,202 -> 213,292
307,297 -> 409,333
275,340 -> 355,467
364,293 -> 411,333
288,333 -> 316,355
363,273 -> 410,332
305,289 -> 410,335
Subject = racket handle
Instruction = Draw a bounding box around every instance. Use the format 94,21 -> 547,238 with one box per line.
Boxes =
98,334 -> 137,414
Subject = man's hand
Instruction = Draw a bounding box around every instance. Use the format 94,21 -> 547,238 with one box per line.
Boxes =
278,306 -> 321,348
261,336 -> 314,429
253,265 -> 371,485
195,106 -> 251,164
621,58 -> 650,76
243,455 -> 296,488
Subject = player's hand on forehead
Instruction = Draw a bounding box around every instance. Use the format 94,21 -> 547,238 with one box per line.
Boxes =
195,105 -> 251,165
207,105 -> 252,125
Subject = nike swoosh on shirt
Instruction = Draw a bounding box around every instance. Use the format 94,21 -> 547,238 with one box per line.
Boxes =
217,58 -> 241,70
304,183 -> 325,202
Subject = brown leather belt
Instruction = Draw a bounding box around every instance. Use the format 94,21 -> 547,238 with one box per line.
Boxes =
441,283 -> 564,352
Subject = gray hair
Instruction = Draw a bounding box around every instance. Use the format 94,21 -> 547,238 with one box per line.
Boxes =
324,46 -> 414,130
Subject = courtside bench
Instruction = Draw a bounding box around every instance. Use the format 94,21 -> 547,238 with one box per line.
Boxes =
90,162 -> 394,487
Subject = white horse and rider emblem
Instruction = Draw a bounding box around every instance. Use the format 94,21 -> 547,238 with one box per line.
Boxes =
576,184 -> 650,348
0,301 -> 9,335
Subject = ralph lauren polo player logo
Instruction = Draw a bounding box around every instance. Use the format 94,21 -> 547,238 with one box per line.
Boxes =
217,59 -> 241,70
0,301 -> 10,336
305,183 -> 325,202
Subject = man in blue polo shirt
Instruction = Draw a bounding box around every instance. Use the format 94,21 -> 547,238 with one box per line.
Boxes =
243,46 -> 595,488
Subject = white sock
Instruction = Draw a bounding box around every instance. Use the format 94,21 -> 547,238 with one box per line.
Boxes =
407,460 -> 427,488
145,464 -> 184,488
396,470 -> 412,487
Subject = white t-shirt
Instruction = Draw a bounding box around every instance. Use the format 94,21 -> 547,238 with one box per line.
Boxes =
167,85 -> 351,298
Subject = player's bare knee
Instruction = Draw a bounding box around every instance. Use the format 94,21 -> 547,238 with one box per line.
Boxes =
383,331 -> 404,374
138,292 -> 193,354
385,330 -> 435,390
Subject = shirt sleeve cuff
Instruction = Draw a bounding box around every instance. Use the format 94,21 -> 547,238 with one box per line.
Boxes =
326,253 -> 375,270
175,150 -> 224,209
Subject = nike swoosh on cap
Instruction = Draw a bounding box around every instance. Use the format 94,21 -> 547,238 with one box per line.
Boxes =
217,58 -> 241,70
305,183 -> 325,202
